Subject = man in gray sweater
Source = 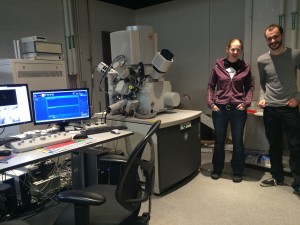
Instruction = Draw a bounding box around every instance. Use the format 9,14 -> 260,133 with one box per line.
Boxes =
257,23 -> 300,197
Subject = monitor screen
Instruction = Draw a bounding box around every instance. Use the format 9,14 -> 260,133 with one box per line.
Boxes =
0,84 -> 32,128
31,88 -> 91,130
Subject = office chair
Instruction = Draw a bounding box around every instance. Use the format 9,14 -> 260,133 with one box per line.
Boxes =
53,120 -> 161,225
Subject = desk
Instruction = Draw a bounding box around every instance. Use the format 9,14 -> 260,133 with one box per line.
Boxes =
0,130 -> 133,188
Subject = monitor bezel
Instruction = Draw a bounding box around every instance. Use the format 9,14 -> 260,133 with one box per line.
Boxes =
30,88 -> 91,127
0,83 -> 33,128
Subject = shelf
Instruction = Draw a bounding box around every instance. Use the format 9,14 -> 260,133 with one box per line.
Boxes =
245,151 -> 291,173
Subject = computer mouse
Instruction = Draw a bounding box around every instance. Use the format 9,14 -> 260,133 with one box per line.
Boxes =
111,129 -> 120,134
0,150 -> 11,156
73,133 -> 89,139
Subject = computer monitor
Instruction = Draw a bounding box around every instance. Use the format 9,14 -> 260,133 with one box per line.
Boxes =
31,88 -> 91,131
0,84 -> 32,128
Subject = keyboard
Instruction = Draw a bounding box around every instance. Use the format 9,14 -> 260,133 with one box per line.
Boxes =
82,125 -> 128,135
41,138 -> 99,154
10,132 -> 73,153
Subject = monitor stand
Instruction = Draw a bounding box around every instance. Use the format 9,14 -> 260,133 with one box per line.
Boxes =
0,136 -> 21,148
56,122 -> 70,132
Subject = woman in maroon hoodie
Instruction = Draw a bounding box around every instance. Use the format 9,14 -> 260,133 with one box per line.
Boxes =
207,38 -> 254,183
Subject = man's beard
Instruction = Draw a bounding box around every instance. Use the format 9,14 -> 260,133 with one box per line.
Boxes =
268,39 -> 283,50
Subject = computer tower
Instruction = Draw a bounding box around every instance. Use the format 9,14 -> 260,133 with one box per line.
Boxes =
71,151 -> 84,190
98,150 -> 125,185
0,175 -> 18,216
31,175 -> 61,197
5,170 -> 31,209
83,146 -> 125,186
83,146 -> 108,187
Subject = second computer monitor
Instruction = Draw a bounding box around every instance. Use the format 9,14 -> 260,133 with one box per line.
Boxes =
31,88 -> 91,131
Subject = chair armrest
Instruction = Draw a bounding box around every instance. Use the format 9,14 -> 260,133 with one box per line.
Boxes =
57,190 -> 106,206
100,154 -> 128,164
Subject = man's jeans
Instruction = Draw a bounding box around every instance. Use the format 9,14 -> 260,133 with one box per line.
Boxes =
263,106 -> 300,189
212,107 -> 247,174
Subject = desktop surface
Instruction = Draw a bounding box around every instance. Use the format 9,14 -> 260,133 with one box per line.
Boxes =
0,129 -> 133,173
105,109 -> 202,128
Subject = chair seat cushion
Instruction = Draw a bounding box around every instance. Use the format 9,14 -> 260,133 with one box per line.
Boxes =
54,184 -> 140,225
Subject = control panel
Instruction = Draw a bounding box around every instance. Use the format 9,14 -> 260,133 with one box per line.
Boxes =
11,132 -> 73,153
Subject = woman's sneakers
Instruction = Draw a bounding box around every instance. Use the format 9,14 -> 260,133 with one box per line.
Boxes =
211,170 -> 222,180
232,174 -> 243,183
293,188 -> 300,196
292,182 -> 300,196
211,171 -> 242,182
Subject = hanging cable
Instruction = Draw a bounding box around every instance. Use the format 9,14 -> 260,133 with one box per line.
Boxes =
291,0 -> 298,48
85,0 -> 95,114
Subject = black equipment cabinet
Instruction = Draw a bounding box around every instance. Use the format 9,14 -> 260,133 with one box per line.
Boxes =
156,117 -> 201,193
106,109 -> 202,194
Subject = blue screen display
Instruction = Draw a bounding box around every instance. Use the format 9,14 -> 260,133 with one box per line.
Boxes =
31,88 -> 91,125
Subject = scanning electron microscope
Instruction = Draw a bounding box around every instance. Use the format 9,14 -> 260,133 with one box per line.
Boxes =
98,25 -> 180,119
92,26 -> 201,195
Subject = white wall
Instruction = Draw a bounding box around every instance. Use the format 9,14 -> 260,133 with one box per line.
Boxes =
0,0 -> 65,58
135,1 -> 210,112
0,0 -> 245,115
135,0 -> 245,114
244,0 -> 300,100
0,0 -> 135,113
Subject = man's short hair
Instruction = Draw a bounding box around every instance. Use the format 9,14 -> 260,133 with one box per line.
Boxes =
264,24 -> 284,37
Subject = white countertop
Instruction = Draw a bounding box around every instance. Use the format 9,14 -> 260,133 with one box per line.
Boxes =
106,109 -> 202,128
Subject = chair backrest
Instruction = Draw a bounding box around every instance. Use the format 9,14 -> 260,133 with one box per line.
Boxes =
115,120 -> 161,211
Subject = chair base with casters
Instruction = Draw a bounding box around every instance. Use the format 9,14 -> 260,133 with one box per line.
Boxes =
54,120 -> 161,225
0,221 -> 30,225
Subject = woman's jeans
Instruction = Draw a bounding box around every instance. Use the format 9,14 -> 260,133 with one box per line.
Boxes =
212,106 -> 247,174
263,106 -> 300,190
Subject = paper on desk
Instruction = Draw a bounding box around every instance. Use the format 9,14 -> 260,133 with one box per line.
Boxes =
0,154 -> 16,162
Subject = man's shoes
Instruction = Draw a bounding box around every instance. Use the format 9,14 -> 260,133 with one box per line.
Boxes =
293,188 -> 300,196
232,174 -> 242,183
260,177 -> 283,187
291,182 -> 300,196
211,170 -> 222,180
